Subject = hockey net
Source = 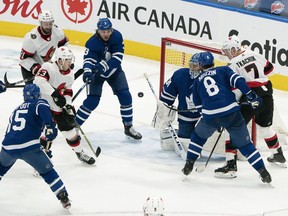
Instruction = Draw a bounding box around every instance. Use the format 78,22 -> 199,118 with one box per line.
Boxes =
159,37 -> 287,156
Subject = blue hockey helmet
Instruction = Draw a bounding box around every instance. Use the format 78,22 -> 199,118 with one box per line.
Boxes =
189,53 -> 201,79
23,84 -> 41,101
198,51 -> 214,67
97,18 -> 112,30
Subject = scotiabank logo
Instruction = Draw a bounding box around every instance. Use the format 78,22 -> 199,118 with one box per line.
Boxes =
61,0 -> 93,23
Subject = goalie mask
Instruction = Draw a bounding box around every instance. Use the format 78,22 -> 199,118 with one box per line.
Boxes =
54,47 -> 75,70
222,35 -> 241,60
38,10 -> 54,35
23,84 -> 41,101
143,197 -> 164,216
189,53 -> 201,79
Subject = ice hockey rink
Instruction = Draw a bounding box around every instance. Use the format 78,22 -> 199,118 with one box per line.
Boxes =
0,35 -> 288,216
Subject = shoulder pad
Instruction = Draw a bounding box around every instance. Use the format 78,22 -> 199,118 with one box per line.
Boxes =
30,34 -> 37,39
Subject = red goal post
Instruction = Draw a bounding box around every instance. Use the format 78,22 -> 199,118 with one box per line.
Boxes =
159,37 -> 258,145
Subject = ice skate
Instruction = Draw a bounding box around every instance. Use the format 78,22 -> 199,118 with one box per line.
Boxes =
182,159 -> 195,175
267,147 -> 287,168
76,151 -> 95,165
124,125 -> 142,140
214,156 -> 237,178
258,167 -> 272,183
57,190 -> 71,209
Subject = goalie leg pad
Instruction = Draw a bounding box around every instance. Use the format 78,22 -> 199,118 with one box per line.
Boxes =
160,128 -> 174,151
153,103 -> 176,129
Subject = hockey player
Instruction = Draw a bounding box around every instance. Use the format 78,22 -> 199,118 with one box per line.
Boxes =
215,35 -> 286,178
158,53 -> 201,154
34,46 -> 95,165
20,10 -> 69,84
143,197 -> 165,216
0,84 -> 71,209
182,51 -> 272,183
75,18 -> 142,140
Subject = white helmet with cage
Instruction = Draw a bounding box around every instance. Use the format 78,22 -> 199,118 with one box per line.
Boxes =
143,197 -> 164,216
38,10 -> 54,23
222,35 -> 242,59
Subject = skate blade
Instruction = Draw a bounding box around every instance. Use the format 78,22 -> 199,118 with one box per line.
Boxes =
125,136 -> 142,143
214,171 -> 237,179
268,161 -> 287,168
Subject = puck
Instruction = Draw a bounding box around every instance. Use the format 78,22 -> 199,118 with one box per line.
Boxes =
138,92 -> 144,97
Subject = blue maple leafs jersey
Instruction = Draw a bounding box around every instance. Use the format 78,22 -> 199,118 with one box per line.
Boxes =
2,99 -> 54,152
160,68 -> 201,124
83,29 -> 124,78
192,66 -> 251,120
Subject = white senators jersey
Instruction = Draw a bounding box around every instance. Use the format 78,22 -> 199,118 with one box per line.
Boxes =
228,49 -> 274,88
34,61 -> 74,112
20,25 -> 68,71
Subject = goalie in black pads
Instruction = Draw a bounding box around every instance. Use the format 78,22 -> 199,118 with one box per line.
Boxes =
156,53 -> 201,156
182,51 -> 272,184
215,35 -> 286,179
34,46 -> 95,165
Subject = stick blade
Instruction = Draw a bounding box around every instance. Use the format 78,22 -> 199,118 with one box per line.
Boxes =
195,165 -> 205,173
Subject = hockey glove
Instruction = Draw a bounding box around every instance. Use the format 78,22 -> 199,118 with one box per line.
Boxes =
62,104 -> 76,127
95,60 -> 109,74
0,80 -> 7,93
82,68 -> 94,83
45,124 -> 58,141
51,83 -> 66,108
246,90 -> 263,109
30,63 -> 41,75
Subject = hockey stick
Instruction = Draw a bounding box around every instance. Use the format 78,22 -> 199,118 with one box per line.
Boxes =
6,85 -> 25,88
71,78 -> 101,158
4,72 -> 34,86
4,69 -> 84,87
195,127 -> 224,173
143,73 -> 186,160
168,121 -> 186,160
143,73 -> 160,127
72,82 -> 87,102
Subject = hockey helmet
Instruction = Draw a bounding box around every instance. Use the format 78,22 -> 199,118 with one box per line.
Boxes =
189,53 -> 201,79
54,46 -> 75,64
23,84 -> 41,101
198,51 -> 214,67
222,35 -> 241,59
97,18 -> 112,30
38,10 -> 54,23
143,197 -> 164,216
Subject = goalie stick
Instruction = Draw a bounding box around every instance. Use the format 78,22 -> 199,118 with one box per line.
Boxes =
195,127 -> 224,173
143,72 -> 186,160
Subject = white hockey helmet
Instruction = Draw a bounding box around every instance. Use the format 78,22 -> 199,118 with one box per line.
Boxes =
143,197 -> 164,216
222,35 -> 241,59
38,10 -> 54,23
54,47 -> 75,69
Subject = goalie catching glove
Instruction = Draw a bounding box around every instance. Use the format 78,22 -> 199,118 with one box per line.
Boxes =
245,90 -> 263,109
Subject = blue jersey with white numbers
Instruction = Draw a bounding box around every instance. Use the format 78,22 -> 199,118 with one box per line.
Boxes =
2,99 -> 54,152
83,29 -> 124,78
160,68 -> 201,124
192,66 -> 250,120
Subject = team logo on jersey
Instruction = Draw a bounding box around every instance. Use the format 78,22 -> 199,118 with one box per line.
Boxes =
61,0 -> 92,24
30,34 -> 37,39
244,0 -> 258,9
271,1 -> 285,14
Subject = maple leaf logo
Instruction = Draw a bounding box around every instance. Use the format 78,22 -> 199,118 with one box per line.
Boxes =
66,0 -> 88,15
